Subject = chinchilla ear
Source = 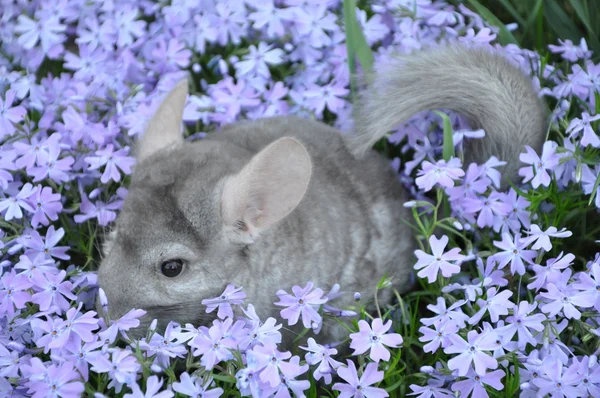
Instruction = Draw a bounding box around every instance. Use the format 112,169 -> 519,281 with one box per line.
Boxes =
136,79 -> 188,162
221,137 -> 312,240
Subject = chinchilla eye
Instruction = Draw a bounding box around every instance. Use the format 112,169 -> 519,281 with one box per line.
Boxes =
160,259 -> 184,277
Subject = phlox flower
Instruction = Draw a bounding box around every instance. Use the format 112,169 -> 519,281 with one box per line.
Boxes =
30,185 -> 63,227
124,375 -> 174,398
572,262 -> 600,311
303,80 -> 350,117
189,318 -> 237,370
421,297 -> 469,328
408,378 -> 453,398
532,356 -> 587,398
23,226 -> 70,260
413,235 -> 464,283
0,270 -> 32,317
250,342 -> 295,388
235,42 -> 285,80
349,318 -> 403,362
275,282 -> 327,329
31,269 -> 76,312
0,182 -> 36,221
23,360 -> 84,398
247,1 -> 294,39
113,6 -> 147,48
463,191 -> 511,229
500,301 -> 546,350
468,287 -> 513,324
520,224 -> 572,251
239,304 -> 282,349
84,144 -> 135,184
528,252 -> 575,291
490,232 -> 536,276
415,158 -> 465,192
0,89 -> 26,139
518,141 -> 560,188
90,348 -> 141,393
451,369 -> 505,398
566,111 -> 600,147
271,355 -> 311,398
139,323 -> 187,370
540,270 -> 593,320
202,284 -> 247,319
172,373 -> 224,398
445,329 -> 499,376
333,360 -> 388,398
63,340 -> 103,382
418,320 -> 459,353
549,38 -> 591,61
300,337 -> 343,384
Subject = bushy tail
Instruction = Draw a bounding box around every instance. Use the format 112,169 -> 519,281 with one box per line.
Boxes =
348,45 -> 548,186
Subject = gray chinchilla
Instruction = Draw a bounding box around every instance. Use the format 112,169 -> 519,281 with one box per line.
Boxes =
97,45 -> 547,341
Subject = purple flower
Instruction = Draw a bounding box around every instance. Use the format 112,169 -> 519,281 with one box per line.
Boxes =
250,342 -> 293,388
532,356 -> 587,398
333,360 -> 388,398
84,144 -> 135,184
0,272 -> 31,320
519,141 -> 560,188
413,235 -> 464,283
303,80 -> 350,117
90,348 -> 141,393
497,301 -> 546,350
239,304 -> 282,349
124,375 -> 174,398
31,269 -> 76,312
114,6 -> 147,48
468,287 -> 513,324
463,191 -> 511,229
30,185 -> 63,227
520,224 -> 572,252
445,329 -> 498,376
490,232 -> 536,276
172,373 -> 224,398
572,262 -> 600,311
139,322 -> 187,369
189,318 -> 237,370
416,158 -> 465,192
275,282 -> 327,329
349,318 -> 403,362
23,226 -> 70,260
566,111 -> 600,147
451,369 -> 505,397
549,38 -> 591,61
235,42 -> 285,80
0,182 -> 36,221
0,89 -> 26,139
248,2 -> 294,39
300,337 -> 343,384
418,320 -> 459,353
540,270 -> 592,319
421,297 -> 469,328
528,252 -> 575,291
201,284 -> 247,319
24,361 -> 84,398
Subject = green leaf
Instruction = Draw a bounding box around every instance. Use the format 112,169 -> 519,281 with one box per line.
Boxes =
588,169 -> 600,206
343,0 -> 374,94
543,0 -> 585,43
467,0 -> 519,45
211,374 -> 236,384
433,110 -> 455,161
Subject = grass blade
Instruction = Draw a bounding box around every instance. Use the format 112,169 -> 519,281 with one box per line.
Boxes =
434,111 -> 455,161
543,0 -> 585,43
343,0 -> 374,95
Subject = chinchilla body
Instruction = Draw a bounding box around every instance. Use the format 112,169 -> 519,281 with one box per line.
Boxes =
98,45 -> 547,340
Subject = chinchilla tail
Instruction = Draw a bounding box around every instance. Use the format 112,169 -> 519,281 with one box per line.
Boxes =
347,45 -> 548,186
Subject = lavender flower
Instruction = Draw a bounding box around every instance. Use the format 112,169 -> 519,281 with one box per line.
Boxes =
349,318 -> 403,362
413,235 -> 465,283
201,284 -> 247,319
333,360 -> 388,398
275,282 -> 327,328
445,329 -> 499,376
518,141 -> 560,188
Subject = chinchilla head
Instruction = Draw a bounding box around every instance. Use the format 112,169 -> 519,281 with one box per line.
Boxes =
97,80 -> 312,337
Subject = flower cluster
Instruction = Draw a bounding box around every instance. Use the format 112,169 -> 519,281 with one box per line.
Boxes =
1,0 -> 600,396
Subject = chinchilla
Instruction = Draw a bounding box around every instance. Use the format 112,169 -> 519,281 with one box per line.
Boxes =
97,45 -> 547,341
